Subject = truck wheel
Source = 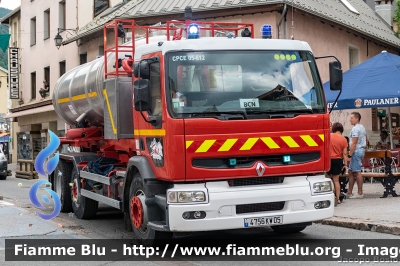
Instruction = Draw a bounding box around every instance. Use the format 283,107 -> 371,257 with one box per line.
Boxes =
71,168 -> 98,219
271,224 -> 308,234
53,160 -> 73,212
129,172 -> 173,246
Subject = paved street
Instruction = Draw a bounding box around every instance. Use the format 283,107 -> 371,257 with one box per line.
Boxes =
0,164 -> 399,265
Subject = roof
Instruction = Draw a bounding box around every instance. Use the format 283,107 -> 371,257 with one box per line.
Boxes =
0,6 -> 21,24
63,0 -> 400,48
0,66 -> 8,74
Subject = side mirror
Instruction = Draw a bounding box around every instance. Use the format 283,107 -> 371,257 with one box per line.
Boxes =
133,61 -> 150,79
134,79 -> 151,112
329,61 -> 342,91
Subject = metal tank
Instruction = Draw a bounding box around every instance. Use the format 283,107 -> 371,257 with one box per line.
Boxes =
53,35 -> 169,126
53,57 -> 106,126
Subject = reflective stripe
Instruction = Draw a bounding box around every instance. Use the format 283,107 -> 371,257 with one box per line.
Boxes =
196,140 -> 216,153
319,134 -> 325,141
134,129 -> 166,136
57,92 -> 98,104
240,138 -> 259,151
260,137 -> 280,149
218,139 -> 238,152
103,90 -> 117,134
281,136 -> 300,148
186,134 -> 324,153
301,135 -> 318,147
186,140 -> 194,149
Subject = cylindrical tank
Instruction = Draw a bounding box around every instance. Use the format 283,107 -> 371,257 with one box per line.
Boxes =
53,35 -> 169,126
53,57 -> 106,126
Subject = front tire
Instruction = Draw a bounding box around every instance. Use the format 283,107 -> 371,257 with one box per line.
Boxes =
0,175 -> 6,180
271,223 -> 308,234
129,172 -> 172,246
71,167 -> 98,219
53,160 -> 73,212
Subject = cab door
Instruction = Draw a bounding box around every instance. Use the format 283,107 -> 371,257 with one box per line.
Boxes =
134,52 -> 185,181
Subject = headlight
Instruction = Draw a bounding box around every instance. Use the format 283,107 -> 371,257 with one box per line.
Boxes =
167,191 -> 206,203
313,181 -> 332,193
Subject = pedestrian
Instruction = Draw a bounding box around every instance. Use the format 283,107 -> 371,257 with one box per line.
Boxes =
40,80 -> 50,99
326,122 -> 348,205
346,112 -> 367,199
376,130 -> 390,149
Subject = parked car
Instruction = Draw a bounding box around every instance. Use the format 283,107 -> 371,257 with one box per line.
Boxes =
0,145 -> 7,180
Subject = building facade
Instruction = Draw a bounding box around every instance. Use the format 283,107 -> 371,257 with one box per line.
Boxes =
2,1 -> 80,162
1,0 -> 133,162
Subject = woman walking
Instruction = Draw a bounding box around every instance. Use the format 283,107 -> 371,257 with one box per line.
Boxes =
327,122 -> 348,205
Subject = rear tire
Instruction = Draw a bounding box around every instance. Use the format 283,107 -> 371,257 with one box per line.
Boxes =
71,167 -> 98,219
0,175 -> 6,180
53,160 -> 73,212
271,223 -> 308,234
129,172 -> 173,246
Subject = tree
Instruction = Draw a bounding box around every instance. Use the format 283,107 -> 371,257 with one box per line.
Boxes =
395,1 -> 400,37
0,7 -> 11,69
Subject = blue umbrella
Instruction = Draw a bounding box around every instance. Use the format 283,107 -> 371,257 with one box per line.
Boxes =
324,51 -> 400,148
324,51 -> 400,110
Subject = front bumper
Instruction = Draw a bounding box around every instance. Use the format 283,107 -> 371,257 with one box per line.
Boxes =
168,175 -> 334,232
0,160 -> 7,176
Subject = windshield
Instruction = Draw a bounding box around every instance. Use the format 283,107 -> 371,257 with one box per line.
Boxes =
166,51 -> 325,119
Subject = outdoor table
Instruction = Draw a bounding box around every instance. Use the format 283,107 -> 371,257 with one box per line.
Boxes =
340,149 -> 399,198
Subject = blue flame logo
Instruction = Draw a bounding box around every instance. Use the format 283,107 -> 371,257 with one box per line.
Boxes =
34,130 -> 60,176
29,180 -> 61,220
29,130 -> 61,220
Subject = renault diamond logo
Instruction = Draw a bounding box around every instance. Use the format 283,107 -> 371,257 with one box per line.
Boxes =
256,162 -> 265,177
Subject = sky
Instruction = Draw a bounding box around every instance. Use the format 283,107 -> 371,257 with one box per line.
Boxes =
0,0 -> 21,11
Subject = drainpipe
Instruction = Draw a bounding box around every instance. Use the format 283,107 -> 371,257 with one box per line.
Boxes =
277,4 -> 287,39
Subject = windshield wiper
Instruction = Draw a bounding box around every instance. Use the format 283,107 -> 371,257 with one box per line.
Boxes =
186,111 -> 248,120
247,109 -> 314,118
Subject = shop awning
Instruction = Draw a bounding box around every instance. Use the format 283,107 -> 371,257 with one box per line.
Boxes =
0,133 -> 10,142
4,105 -> 55,119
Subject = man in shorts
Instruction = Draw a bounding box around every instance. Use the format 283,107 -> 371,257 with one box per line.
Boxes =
347,112 -> 367,199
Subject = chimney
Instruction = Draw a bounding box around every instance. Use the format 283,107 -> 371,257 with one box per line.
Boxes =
374,0 -> 394,26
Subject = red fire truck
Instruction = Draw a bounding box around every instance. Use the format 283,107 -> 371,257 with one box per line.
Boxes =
50,10 -> 343,244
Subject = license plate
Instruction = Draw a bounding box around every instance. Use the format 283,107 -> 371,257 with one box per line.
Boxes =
244,216 -> 283,227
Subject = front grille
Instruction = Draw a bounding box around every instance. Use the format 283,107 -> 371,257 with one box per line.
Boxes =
236,202 -> 285,214
192,152 -> 320,169
229,176 -> 284,187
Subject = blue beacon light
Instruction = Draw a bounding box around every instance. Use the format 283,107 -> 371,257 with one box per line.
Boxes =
261,24 -> 272,39
188,23 -> 200,39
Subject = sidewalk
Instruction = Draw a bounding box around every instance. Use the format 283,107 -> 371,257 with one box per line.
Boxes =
318,181 -> 400,235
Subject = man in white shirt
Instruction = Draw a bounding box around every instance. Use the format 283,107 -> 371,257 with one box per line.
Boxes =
346,112 -> 367,199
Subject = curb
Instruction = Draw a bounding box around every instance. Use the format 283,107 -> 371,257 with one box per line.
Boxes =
315,216 -> 400,236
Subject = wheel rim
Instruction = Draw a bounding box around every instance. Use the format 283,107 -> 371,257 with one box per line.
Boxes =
55,170 -> 62,198
131,196 -> 143,229
71,178 -> 80,207
130,190 -> 147,234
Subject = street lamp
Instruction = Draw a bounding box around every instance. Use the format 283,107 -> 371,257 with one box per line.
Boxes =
54,28 -> 78,49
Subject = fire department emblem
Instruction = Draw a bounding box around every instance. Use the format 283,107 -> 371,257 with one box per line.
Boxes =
150,138 -> 163,160
147,138 -> 164,167
354,98 -> 362,108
